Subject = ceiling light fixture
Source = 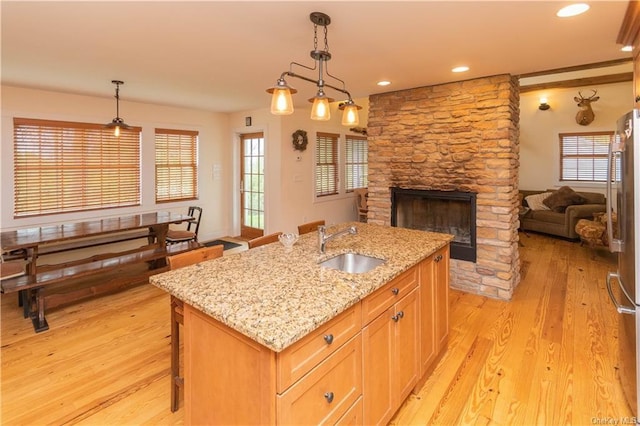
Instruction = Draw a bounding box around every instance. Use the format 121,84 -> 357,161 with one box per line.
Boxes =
105,80 -> 131,137
452,66 -> 470,73
622,45 -> 633,52
377,80 -> 391,86
556,3 -> 590,18
266,12 -> 362,126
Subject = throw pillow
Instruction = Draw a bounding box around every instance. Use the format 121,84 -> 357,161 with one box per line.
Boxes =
543,186 -> 587,213
525,192 -> 552,211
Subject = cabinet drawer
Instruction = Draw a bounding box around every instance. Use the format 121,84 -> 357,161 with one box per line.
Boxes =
362,266 -> 418,324
335,396 -> 363,425
277,334 -> 362,425
277,303 -> 361,392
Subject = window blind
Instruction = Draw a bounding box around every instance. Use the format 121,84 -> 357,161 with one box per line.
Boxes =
315,132 -> 339,197
155,128 -> 198,203
345,135 -> 368,192
559,131 -> 613,182
13,117 -> 141,217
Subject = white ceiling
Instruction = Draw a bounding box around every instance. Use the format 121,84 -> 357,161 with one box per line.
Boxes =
1,1 -> 632,114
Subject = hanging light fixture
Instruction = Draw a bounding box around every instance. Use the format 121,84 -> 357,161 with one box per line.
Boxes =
266,12 -> 361,125
105,80 -> 131,137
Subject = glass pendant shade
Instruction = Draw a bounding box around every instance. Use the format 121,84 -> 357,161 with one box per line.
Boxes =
310,97 -> 331,121
341,104 -> 360,126
270,87 -> 294,115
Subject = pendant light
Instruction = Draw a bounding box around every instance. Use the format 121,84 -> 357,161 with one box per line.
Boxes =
266,12 -> 361,125
105,80 -> 131,137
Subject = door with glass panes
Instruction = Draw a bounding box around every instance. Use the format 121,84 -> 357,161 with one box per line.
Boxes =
240,132 -> 265,239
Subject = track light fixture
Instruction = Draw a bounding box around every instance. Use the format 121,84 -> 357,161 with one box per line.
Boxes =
266,12 -> 362,126
105,80 -> 131,137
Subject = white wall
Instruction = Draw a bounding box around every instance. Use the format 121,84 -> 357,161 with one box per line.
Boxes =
229,99 -> 369,235
519,81 -> 633,193
0,85 -> 232,242
0,85 -> 366,240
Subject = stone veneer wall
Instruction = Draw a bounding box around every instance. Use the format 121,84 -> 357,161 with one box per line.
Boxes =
367,74 -> 521,300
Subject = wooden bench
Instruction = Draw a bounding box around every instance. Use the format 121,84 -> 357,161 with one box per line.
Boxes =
2,240 -> 199,332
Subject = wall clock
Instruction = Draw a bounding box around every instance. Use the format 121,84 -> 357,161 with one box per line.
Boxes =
292,129 -> 308,152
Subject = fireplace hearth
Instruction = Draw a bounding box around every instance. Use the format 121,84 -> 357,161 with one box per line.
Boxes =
391,188 -> 477,262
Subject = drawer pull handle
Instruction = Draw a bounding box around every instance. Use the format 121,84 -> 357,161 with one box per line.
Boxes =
324,334 -> 334,345
324,391 -> 334,403
391,287 -> 399,295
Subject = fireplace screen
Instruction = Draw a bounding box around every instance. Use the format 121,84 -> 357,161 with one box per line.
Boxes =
391,188 -> 477,262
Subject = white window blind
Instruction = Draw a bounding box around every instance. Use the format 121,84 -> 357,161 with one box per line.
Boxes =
559,131 -> 613,182
155,128 -> 198,203
13,117 -> 141,217
315,132 -> 339,197
345,135 -> 368,192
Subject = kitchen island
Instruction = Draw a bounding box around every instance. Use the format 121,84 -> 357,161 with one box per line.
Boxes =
150,222 -> 452,425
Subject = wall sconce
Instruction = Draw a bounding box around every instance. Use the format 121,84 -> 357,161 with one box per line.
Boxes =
539,97 -> 550,110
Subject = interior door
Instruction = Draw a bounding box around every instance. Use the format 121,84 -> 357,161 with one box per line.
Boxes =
240,132 -> 265,240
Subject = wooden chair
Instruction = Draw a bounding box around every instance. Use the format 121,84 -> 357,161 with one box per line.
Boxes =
297,220 -> 325,235
354,188 -> 368,222
166,206 -> 203,244
167,244 -> 223,412
247,232 -> 282,249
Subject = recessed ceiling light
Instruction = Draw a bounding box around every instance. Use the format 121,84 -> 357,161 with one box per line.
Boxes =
556,3 -> 590,17
452,66 -> 469,73
377,80 -> 391,86
622,45 -> 633,52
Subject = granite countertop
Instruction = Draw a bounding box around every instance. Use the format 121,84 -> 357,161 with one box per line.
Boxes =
150,222 -> 452,352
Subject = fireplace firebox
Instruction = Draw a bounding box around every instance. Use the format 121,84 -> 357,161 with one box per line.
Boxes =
391,188 -> 477,262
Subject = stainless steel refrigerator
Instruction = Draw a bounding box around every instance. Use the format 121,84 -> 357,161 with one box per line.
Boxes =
606,109 -> 640,419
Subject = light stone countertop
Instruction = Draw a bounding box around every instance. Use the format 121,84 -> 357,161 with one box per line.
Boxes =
150,222 -> 453,352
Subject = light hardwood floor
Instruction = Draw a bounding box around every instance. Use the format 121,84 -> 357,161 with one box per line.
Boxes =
1,232 -> 632,425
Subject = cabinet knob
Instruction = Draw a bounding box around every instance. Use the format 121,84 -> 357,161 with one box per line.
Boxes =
324,391 -> 334,403
391,287 -> 399,295
392,311 -> 405,322
323,334 -> 334,345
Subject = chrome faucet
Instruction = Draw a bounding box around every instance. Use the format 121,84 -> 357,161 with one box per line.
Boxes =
318,225 -> 357,253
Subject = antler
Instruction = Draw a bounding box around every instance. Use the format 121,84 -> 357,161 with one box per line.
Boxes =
578,89 -> 598,100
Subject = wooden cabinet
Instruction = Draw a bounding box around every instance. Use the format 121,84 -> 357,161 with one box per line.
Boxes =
418,245 -> 450,378
362,269 -> 419,425
617,1 -> 640,105
183,245 -> 449,425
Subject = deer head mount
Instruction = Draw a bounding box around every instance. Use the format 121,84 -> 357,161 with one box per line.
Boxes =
574,90 -> 599,126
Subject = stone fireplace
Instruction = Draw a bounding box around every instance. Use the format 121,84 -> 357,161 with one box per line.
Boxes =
366,74 -> 521,300
391,188 -> 477,262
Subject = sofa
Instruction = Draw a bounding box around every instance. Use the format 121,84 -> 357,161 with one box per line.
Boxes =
519,187 -> 606,240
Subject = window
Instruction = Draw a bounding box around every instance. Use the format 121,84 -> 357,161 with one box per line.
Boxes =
345,135 -> 368,192
315,132 -> 339,197
13,118 -> 141,217
560,131 -> 613,182
155,128 -> 198,203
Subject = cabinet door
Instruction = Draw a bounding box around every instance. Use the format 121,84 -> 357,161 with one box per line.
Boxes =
418,256 -> 437,376
394,287 -> 419,403
362,306 -> 395,425
434,246 -> 450,351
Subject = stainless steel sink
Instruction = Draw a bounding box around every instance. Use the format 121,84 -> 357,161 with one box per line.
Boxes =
319,253 -> 385,274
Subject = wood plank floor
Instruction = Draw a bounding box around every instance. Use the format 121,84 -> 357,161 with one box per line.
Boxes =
1,232 -> 632,425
